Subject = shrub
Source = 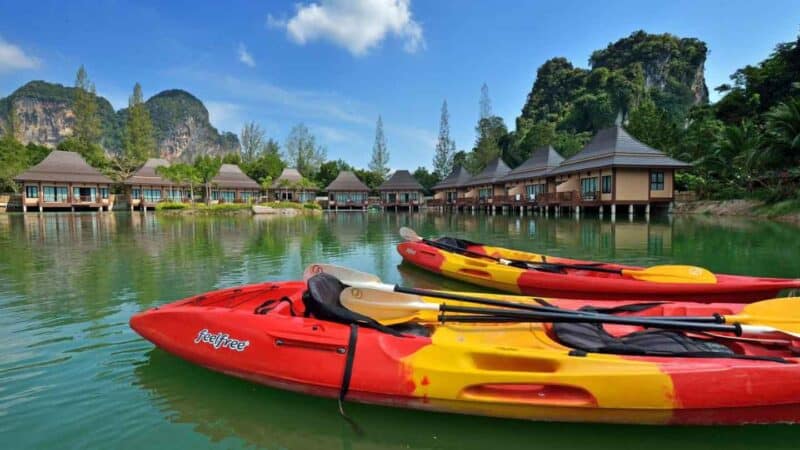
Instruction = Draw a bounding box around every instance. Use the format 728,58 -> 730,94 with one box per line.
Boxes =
303,202 -> 321,210
155,201 -> 189,210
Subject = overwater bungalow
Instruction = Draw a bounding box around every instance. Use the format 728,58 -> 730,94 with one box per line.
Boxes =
125,158 -> 192,211
324,171 -> 370,210
208,164 -> 261,203
460,157 -> 511,212
268,168 -> 317,202
541,126 -> 691,216
15,150 -> 113,212
501,146 -> 564,206
377,170 -> 424,211
430,165 -> 471,209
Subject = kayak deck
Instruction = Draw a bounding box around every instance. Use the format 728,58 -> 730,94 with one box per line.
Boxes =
131,281 -> 800,425
398,240 -> 800,302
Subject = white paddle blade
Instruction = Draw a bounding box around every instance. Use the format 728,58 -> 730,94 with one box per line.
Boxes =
339,287 -> 437,321
740,324 -> 800,340
399,227 -> 423,242
303,263 -> 382,284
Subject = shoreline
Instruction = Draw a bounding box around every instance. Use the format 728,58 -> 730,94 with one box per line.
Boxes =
674,200 -> 800,224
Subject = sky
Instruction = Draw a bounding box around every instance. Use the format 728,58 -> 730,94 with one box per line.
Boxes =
0,0 -> 798,170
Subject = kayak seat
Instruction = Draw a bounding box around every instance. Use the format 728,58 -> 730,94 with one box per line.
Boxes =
303,273 -> 404,336
552,321 -> 735,357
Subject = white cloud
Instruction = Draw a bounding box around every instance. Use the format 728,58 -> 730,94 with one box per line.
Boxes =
273,0 -> 425,56
0,36 -> 41,73
206,101 -> 244,132
237,43 -> 255,67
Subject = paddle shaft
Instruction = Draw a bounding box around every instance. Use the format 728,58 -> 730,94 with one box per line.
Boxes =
392,284 -> 721,324
436,304 -> 742,334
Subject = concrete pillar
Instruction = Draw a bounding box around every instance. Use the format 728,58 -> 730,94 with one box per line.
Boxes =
668,201 -> 674,215
628,204 -> 634,216
610,204 -> 616,217
599,205 -> 604,218
645,204 -> 651,217
575,205 -> 580,216
71,205 -> 75,213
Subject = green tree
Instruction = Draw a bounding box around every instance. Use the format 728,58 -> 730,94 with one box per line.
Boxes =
123,82 -> 156,163
368,115 -> 389,180
157,163 -> 200,203
626,96 -> 679,152
313,159 -> 352,190
222,152 -> 242,165
764,97 -> 800,168
353,168 -> 383,191
412,166 -> 439,195
0,135 -> 28,192
469,116 -> 508,172
285,123 -> 326,176
452,150 -> 468,171
242,151 -> 285,186
57,138 -> 107,169
72,65 -> 102,148
193,155 -> 223,204
432,100 -> 455,178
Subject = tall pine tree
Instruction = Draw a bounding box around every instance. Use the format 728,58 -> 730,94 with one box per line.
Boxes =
124,82 -> 156,163
479,82 -> 492,119
432,100 -> 455,178
369,115 -> 390,180
73,65 -> 102,148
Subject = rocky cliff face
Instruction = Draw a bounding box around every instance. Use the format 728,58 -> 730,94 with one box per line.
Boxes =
0,82 -> 239,161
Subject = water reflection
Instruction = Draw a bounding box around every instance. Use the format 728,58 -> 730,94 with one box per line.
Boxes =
2,212 -> 800,449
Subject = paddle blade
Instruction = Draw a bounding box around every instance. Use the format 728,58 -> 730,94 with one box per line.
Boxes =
303,264 -> 382,284
399,227 -> 423,242
339,287 -> 435,322
625,265 -> 717,284
734,297 -> 800,333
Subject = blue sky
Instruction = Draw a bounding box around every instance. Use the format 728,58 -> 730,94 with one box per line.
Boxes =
0,0 -> 798,170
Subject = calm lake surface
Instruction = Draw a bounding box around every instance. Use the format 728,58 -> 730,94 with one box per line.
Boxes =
2,211 -> 800,449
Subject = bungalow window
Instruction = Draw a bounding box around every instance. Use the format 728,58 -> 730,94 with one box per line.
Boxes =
211,191 -> 219,200
525,184 -> 544,200
650,171 -> 665,191
601,175 -> 612,194
132,188 -> 141,199
478,188 -> 491,199
143,189 -> 162,202
43,186 -> 68,202
581,177 -> 598,197
100,188 -> 109,199
241,192 -> 253,202
25,185 -> 38,198
219,191 -> 235,203
446,191 -> 455,202
299,192 -> 315,202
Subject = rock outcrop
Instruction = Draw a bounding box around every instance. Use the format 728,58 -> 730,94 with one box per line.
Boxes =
0,82 -> 239,162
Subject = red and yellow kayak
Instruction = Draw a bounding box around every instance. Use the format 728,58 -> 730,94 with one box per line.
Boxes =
397,240 -> 800,302
131,279 -> 800,425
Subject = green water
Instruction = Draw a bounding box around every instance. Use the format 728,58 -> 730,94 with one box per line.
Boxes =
1,211 -> 800,449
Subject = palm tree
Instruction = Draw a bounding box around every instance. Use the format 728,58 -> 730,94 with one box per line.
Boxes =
765,97 -> 800,168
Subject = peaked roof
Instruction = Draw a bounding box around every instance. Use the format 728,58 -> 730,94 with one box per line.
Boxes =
549,126 -> 691,175
463,157 -> 511,187
124,158 -> 174,186
432,165 -> 472,190
270,167 -> 317,189
324,171 -> 369,192
377,170 -> 423,191
504,146 -> 564,182
211,164 -> 260,189
15,150 -> 112,184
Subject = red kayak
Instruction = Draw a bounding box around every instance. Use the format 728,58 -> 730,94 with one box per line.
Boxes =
397,239 -> 800,302
131,274 -> 800,425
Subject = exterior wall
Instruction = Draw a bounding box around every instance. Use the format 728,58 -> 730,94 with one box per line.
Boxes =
21,181 -> 112,210
555,175 -> 579,192
379,190 -> 422,204
464,187 -> 477,198
615,168 -> 650,202
433,191 -> 446,200
492,184 -> 506,197
649,169 -> 674,200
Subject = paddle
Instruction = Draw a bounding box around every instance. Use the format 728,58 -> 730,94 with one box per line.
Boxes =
339,287 -> 800,339
399,227 -> 718,284
304,263 -> 800,337
303,263 -> 717,323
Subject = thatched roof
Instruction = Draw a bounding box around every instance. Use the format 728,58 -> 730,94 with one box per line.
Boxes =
432,165 -> 471,190
270,168 -> 317,189
377,170 -> 423,191
549,126 -> 691,175
504,146 -> 564,182
463,157 -> 511,187
124,158 -> 176,186
211,164 -> 260,189
324,171 -> 369,192
15,150 -> 112,184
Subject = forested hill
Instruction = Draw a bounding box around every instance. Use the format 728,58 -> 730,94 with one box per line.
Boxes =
0,82 -> 239,162
506,31 -> 709,165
